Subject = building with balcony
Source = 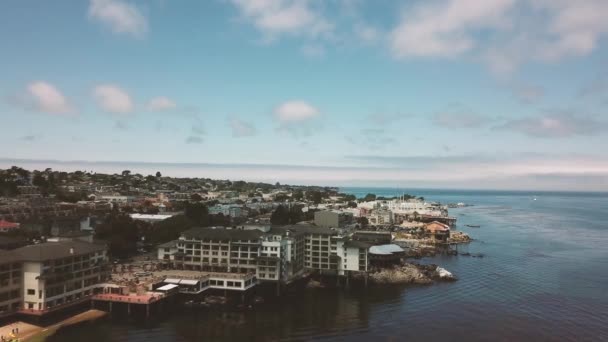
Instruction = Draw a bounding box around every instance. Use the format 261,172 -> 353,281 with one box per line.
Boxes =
14,241 -> 109,314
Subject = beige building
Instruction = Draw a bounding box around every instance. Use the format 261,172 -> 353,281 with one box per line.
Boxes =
0,251 -> 22,317
314,210 -> 353,228
15,241 -> 109,313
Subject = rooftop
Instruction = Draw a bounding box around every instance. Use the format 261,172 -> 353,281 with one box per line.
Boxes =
369,244 -> 405,255
181,227 -> 264,241
0,219 -> 20,229
14,241 -> 106,261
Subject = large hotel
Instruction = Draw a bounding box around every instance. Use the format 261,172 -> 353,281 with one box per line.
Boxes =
0,240 -> 109,318
157,224 -> 400,284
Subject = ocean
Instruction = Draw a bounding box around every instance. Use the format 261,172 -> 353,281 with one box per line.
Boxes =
49,188 -> 608,341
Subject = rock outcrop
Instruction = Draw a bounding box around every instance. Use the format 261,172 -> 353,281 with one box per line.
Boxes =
450,231 -> 471,244
369,264 -> 433,284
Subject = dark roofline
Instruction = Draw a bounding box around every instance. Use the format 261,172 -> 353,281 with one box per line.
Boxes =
14,241 -> 106,262
181,227 -> 264,240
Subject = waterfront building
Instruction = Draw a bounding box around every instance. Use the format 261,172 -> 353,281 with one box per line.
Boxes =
335,239 -> 369,275
156,224 -> 402,285
0,241 -> 109,318
0,220 -> 20,233
16,241 -> 109,313
169,227 -> 264,274
0,251 -> 22,318
425,221 -> 451,242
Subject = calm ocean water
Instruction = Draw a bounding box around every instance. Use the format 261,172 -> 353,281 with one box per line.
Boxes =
50,188 -> 608,341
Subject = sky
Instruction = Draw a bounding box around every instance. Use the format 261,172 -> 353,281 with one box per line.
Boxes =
1,0 -> 608,190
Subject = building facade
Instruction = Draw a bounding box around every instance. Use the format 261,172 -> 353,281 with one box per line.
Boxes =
0,241 -> 109,318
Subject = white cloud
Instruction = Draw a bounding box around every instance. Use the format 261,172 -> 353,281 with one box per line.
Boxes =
495,110 -> 608,138
433,105 -> 492,128
273,100 -> 321,137
229,118 -> 257,137
513,84 -> 544,104
300,44 -> 325,58
229,0 -> 333,41
531,0 -> 608,61
26,81 -> 73,115
147,97 -> 176,111
93,84 -> 133,114
88,0 -> 147,38
388,0 -> 608,73
274,100 -> 320,122
354,24 -> 380,44
390,0 -> 515,58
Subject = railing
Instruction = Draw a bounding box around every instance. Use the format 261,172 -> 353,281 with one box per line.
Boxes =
92,293 -> 164,304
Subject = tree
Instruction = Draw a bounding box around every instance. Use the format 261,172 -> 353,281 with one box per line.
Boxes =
270,205 -> 290,225
156,171 -> 162,178
121,170 -> 131,177
292,190 -> 304,201
210,213 -> 230,227
184,202 -> 210,226
357,216 -> 369,227
95,214 -> 140,258
342,194 -> 356,202
363,193 -> 377,202
271,205 -> 304,225
306,190 -> 324,204
347,201 -> 358,208
145,214 -> 195,244
274,193 -> 289,202
190,193 -> 203,202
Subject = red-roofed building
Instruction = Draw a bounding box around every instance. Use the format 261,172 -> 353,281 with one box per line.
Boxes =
0,220 -> 20,233
425,221 -> 450,243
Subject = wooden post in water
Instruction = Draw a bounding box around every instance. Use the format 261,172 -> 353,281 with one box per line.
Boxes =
109,301 -> 113,317
127,303 -> 131,316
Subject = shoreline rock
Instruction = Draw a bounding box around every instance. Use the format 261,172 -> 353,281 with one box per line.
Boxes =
366,263 -> 457,285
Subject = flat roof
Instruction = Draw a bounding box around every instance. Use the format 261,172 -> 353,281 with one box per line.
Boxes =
181,227 -> 264,240
369,244 -> 405,255
157,284 -> 179,291
14,241 -> 106,262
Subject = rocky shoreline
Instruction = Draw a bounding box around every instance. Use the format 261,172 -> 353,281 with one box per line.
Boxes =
364,263 -> 457,285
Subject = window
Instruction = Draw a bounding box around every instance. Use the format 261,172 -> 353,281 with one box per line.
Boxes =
27,289 -> 35,295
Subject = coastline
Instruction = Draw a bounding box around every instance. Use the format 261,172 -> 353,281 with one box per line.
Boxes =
0,310 -> 107,342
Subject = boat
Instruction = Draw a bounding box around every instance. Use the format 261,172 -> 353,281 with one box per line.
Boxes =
465,224 -> 481,228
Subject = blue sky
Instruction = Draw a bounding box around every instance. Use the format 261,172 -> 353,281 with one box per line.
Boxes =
1,0 -> 608,190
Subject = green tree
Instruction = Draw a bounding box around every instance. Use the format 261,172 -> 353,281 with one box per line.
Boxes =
357,216 -> 369,227
156,171 -> 162,178
363,193 -> 377,202
184,202 -> 210,226
342,194 -> 356,202
95,214 -> 140,258
145,215 -> 195,244
270,205 -> 290,225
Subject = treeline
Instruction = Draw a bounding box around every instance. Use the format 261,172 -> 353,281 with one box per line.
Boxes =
95,202 -> 232,258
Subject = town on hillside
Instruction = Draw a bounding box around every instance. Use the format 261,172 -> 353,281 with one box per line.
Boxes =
0,166 -> 470,324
